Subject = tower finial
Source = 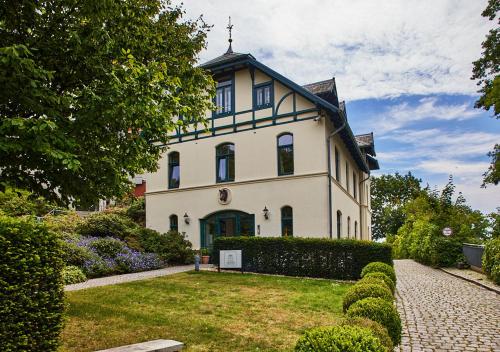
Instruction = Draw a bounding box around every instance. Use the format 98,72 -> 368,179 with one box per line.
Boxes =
226,16 -> 233,54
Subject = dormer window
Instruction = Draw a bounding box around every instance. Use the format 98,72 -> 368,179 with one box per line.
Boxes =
254,82 -> 273,109
215,79 -> 232,115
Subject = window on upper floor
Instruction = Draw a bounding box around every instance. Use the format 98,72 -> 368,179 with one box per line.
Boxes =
254,82 -> 273,109
347,216 -> 351,238
169,214 -> 178,232
215,79 -> 232,115
277,133 -> 294,176
346,162 -> 350,192
281,206 -> 293,237
216,143 -> 235,183
168,152 -> 180,189
335,147 -> 340,181
353,172 -> 357,200
336,210 -> 342,239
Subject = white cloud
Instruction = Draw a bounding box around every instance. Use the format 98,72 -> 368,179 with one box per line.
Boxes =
177,0 -> 493,100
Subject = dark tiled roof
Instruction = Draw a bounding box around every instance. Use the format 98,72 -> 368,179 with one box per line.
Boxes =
200,52 -> 254,68
355,133 -> 374,148
302,79 -> 335,95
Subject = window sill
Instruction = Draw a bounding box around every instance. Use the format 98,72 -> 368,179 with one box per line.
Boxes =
253,104 -> 273,111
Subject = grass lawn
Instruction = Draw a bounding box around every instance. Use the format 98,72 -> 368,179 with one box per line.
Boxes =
62,271 -> 350,351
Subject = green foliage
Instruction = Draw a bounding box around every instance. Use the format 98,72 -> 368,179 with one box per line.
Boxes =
393,177 -> 488,266
343,283 -> 393,313
360,272 -> 395,294
371,172 -> 422,240
0,215 -> 65,351
339,317 -> 393,352
489,209 -> 500,238
136,228 -> 194,264
77,212 -> 138,244
61,240 -> 93,267
44,212 -> 83,239
0,188 -> 58,216
361,262 -> 396,283
483,237 -> 500,284
63,265 -> 87,285
346,297 -> 402,346
483,144 -> 500,187
214,237 -> 393,280
294,325 -> 386,352
126,197 -> 146,225
0,0 -> 214,207
89,237 -> 127,259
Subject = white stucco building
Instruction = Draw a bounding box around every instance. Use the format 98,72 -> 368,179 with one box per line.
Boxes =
144,46 -> 379,249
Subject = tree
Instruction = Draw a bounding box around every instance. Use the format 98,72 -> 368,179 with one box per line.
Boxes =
471,0 -> 500,186
370,172 -> 422,240
0,1 -> 214,207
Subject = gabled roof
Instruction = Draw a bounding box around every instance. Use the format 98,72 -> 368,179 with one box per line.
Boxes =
200,53 -> 374,173
302,79 -> 339,107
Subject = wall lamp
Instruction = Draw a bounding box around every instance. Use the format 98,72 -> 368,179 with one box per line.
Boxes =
184,213 -> 190,224
263,206 -> 270,220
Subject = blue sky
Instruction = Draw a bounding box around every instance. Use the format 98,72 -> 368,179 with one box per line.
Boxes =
178,0 -> 500,213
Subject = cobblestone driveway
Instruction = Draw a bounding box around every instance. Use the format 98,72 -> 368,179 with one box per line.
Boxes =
395,260 -> 500,352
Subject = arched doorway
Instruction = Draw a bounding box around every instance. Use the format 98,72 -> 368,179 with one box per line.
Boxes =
200,210 -> 255,248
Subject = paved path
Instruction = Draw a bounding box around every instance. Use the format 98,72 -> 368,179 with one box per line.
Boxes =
395,260 -> 500,352
65,264 -> 204,291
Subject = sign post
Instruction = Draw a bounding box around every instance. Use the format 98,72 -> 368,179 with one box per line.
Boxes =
219,250 -> 243,273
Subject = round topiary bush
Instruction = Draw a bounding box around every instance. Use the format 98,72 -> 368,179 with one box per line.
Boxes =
360,272 -> 395,294
483,238 -> 500,285
343,283 -> 393,312
62,265 -> 87,284
361,262 -> 396,283
346,297 -> 402,346
294,325 -> 386,352
339,317 -> 393,352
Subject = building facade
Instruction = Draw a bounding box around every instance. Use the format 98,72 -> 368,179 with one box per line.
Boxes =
144,49 -> 379,249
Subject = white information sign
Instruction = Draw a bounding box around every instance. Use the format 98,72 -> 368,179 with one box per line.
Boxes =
442,227 -> 453,237
219,250 -> 242,269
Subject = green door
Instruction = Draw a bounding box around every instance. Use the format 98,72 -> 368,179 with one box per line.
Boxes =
200,210 -> 255,248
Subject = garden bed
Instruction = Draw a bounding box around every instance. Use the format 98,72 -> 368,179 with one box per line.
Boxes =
62,271 -> 350,351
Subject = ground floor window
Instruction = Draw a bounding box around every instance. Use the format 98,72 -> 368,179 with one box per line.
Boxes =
170,214 -> 178,231
201,210 -> 254,248
281,206 -> 293,237
337,211 -> 342,239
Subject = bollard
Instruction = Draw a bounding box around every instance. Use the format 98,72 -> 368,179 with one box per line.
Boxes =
194,254 -> 200,271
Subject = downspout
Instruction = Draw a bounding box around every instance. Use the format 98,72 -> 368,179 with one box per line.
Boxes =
327,114 -> 347,239
359,173 -> 371,240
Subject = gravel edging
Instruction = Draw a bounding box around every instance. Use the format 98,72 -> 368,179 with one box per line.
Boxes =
439,268 -> 500,295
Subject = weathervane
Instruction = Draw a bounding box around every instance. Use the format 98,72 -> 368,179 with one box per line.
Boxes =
226,16 -> 233,54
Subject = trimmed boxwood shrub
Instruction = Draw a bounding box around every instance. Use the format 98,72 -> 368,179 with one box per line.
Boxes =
343,283 -> 393,312
136,228 -> 194,264
0,216 -> 65,351
63,265 -> 87,284
346,297 -> 402,346
294,325 -> 386,352
360,272 -> 395,294
361,262 -> 397,283
339,317 -> 393,352
213,237 -> 393,280
483,238 -> 500,285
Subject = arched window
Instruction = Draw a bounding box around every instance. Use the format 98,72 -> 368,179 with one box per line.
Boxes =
336,210 -> 342,239
354,221 -> 358,239
281,206 -> 293,237
277,133 -> 294,175
347,216 -> 351,238
216,143 -> 235,182
168,152 -> 180,189
169,214 -> 178,232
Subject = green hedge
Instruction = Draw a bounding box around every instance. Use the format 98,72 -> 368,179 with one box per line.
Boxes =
346,297 -> 402,346
294,325 -> 386,352
342,283 -> 393,312
0,216 -> 65,351
483,238 -> 500,285
361,262 -> 396,283
339,317 -> 393,352
213,237 -> 393,280
360,272 -> 395,294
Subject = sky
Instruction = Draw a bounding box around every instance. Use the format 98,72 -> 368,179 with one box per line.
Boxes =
175,0 -> 500,213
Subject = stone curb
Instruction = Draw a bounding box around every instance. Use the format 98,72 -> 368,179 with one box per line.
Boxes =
439,268 -> 500,295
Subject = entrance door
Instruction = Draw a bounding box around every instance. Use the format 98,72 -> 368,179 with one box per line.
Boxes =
200,210 -> 254,248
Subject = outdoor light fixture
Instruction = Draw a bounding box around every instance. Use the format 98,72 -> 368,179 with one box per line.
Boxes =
184,213 -> 190,224
263,206 -> 269,220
